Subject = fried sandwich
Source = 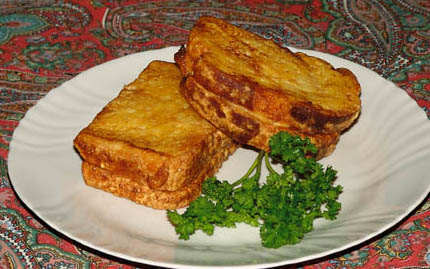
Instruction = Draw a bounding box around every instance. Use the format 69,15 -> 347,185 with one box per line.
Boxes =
73,61 -> 238,209
175,16 -> 361,158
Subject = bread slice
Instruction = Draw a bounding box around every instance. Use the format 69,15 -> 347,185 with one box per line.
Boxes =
74,61 -> 238,209
175,16 -> 361,157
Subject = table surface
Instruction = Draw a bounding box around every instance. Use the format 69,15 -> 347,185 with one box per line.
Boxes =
1,1 -> 429,268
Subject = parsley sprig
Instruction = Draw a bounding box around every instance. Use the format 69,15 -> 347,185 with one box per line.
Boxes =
167,132 -> 342,248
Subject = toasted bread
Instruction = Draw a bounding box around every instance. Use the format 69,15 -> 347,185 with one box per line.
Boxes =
82,161 -> 203,209
175,16 -> 361,157
74,61 -> 238,209
182,75 -> 339,158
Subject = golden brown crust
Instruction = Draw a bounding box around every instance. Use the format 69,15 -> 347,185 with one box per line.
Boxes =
175,16 -> 361,157
182,76 -> 339,159
74,61 -> 238,208
82,162 -> 202,210
74,131 -> 169,189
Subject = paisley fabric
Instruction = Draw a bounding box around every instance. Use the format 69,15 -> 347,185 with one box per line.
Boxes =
0,0 -> 429,268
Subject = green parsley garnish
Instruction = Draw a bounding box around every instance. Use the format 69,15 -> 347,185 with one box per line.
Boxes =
167,131 -> 342,248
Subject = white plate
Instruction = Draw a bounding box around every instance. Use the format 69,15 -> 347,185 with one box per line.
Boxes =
8,46 -> 430,269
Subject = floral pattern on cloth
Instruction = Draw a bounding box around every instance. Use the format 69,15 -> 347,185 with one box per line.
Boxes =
0,0 -> 429,268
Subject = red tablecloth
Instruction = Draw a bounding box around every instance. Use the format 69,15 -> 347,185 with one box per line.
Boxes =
1,1 -> 429,268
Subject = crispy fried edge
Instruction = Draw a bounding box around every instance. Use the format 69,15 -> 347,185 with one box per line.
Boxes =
82,161 -> 202,209
181,76 -> 339,159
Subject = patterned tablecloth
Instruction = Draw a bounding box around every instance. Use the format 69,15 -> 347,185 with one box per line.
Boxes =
1,0 -> 429,268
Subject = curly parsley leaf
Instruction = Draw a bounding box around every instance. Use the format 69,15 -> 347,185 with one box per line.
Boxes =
167,131 -> 343,248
